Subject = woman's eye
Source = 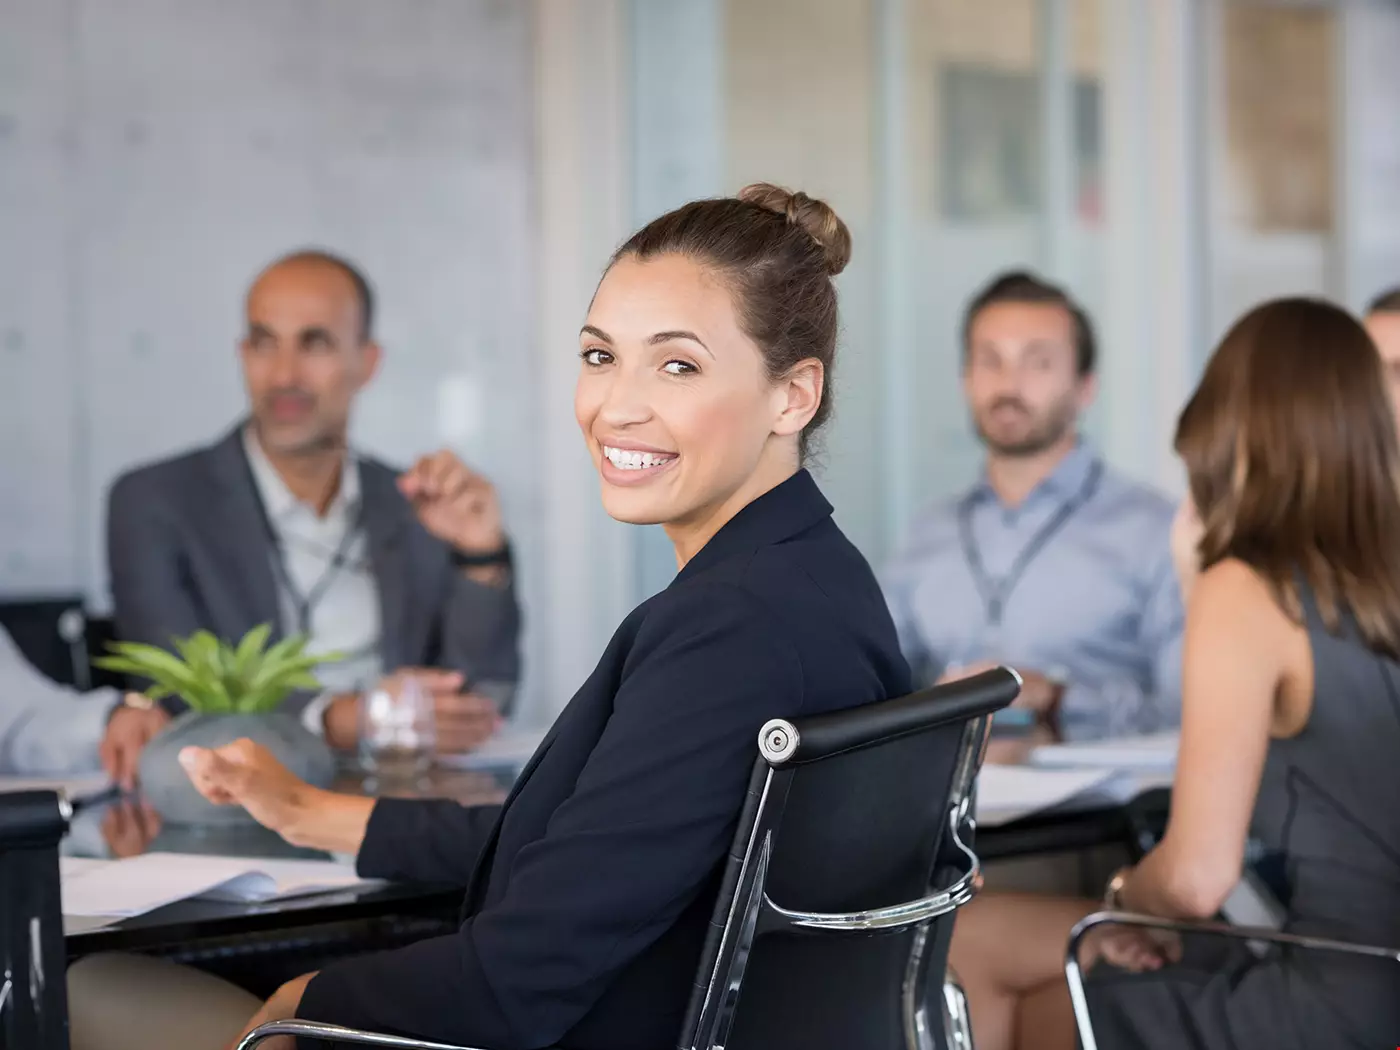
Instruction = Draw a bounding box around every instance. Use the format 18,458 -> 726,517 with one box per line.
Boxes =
580,348 -> 612,366
662,359 -> 697,376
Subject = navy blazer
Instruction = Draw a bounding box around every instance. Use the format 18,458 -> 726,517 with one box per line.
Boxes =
297,470 -> 911,1050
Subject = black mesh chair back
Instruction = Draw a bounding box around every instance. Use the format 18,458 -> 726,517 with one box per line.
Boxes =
0,790 -> 73,1050
678,668 -> 1019,1050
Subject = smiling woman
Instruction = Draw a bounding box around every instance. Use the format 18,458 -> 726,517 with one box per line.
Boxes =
575,183 -> 851,566
82,186 -> 913,1050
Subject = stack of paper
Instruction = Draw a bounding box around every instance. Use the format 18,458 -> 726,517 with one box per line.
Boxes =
1029,731 -> 1179,771
438,724 -> 548,771
0,773 -> 114,802
61,852 -> 383,918
974,766 -> 1121,827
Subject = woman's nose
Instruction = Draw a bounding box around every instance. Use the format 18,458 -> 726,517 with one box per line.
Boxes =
596,369 -> 652,428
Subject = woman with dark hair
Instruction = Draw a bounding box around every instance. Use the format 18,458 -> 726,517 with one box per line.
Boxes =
75,185 -> 910,1050
948,297 -> 1400,1050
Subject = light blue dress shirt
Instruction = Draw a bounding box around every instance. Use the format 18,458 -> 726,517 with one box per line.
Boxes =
882,442 -> 1184,740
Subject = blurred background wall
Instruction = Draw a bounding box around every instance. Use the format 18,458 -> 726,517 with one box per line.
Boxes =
4,0 -> 1400,722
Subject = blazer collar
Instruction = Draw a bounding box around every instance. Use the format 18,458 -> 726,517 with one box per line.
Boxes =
674,469 -> 832,585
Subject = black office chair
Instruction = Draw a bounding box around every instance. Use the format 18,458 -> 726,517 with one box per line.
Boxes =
236,668 -> 1021,1050
0,790 -> 73,1050
1063,911 -> 1400,1050
0,597 -> 88,688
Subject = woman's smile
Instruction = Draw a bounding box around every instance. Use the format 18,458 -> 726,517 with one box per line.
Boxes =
599,442 -> 680,486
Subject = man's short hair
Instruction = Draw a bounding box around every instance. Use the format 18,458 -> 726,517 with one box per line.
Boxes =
266,249 -> 376,342
961,269 -> 1097,376
1366,286 -> 1400,316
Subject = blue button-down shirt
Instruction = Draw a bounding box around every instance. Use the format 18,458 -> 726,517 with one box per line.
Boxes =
881,442 -> 1184,740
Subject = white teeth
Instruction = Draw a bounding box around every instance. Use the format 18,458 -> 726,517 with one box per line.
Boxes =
602,445 -> 674,471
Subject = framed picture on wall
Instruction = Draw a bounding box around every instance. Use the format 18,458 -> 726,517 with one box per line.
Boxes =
938,64 -> 1102,224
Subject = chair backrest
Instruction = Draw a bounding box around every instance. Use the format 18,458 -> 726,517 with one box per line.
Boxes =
0,791 -> 72,1050
0,597 -> 87,688
83,616 -> 122,692
678,668 -> 1019,1050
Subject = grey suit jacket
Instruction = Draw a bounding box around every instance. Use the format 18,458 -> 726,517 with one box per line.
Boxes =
105,425 -> 521,715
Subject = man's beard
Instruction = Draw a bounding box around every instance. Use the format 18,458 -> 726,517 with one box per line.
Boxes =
252,409 -> 342,458
973,395 -> 1078,457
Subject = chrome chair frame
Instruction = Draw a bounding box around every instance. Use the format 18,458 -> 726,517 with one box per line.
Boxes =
1063,909 -> 1400,1050
237,706 -> 997,1050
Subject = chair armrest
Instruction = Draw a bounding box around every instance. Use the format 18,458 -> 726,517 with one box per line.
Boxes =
1063,910 -> 1400,1050
235,1019 -> 493,1050
763,807 -> 982,933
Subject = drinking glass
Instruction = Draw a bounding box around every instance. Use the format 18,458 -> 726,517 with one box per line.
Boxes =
359,676 -> 437,787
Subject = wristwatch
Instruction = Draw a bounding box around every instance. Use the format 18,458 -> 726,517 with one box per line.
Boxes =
122,692 -> 156,711
1103,866 -> 1132,909
450,541 -> 513,569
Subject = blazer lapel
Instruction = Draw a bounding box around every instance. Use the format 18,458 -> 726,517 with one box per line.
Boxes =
208,429 -> 283,638
360,463 -> 415,670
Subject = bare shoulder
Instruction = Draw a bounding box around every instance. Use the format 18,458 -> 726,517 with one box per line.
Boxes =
1191,559 -> 1312,726
1191,559 -> 1303,645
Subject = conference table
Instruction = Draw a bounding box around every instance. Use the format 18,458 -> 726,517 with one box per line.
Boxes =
58,749 -> 1170,986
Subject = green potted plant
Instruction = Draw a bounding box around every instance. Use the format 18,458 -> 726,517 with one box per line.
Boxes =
97,625 -> 341,825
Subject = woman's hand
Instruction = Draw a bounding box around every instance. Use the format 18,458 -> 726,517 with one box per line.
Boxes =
1170,495 -> 1205,601
228,971 -> 317,1050
179,738 -> 375,854
180,739 -> 313,837
1089,924 -> 1183,973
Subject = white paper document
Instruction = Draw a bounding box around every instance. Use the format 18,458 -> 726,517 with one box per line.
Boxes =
61,852 -> 383,918
1028,731 -> 1179,771
973,766 -> 1121,827
0,773 -> 114,802
438,724 -> 548,771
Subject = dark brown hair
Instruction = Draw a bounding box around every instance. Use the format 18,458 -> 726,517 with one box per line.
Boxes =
961,269 -> 1097,376
1174,297 -> 1400,656
612,183 -> 852,458
1367,286 -> 1400,315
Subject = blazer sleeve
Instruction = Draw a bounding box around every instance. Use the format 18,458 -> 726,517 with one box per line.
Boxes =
356,798 -> 504,885
297,582 -> 804,1049
107,471 -> 205,652
434,569 -> 522,715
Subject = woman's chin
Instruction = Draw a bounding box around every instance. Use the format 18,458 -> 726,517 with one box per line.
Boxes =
599,486 -> 672,526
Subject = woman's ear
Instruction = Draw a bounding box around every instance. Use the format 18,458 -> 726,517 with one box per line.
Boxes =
772,359 -> 823,437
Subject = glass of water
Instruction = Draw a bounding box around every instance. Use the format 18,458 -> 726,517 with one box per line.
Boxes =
359,676 -> 436,787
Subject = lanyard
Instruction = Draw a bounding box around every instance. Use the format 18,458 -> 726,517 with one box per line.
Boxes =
956,459 -> 1103,629
239,442 -> 365,638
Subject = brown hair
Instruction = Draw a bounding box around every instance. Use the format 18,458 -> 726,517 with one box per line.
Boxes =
1367,286 -> 1400,315
962,270 -> 1097,376
612,183 -> 852,458
1174,297 -> 1400,656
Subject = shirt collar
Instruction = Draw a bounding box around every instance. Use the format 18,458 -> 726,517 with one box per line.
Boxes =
674,469 -> 833,584
241,425 -> 360,524
968,438 -> 1098,508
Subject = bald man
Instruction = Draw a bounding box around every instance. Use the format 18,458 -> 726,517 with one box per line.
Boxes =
105,251 -> 520,753
1365,287 -> 1400,428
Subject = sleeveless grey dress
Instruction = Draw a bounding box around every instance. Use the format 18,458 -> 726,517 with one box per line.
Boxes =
1085,580 -> 1400,1049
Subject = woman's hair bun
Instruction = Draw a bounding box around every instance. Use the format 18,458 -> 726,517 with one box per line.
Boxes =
737,183 -> 852,277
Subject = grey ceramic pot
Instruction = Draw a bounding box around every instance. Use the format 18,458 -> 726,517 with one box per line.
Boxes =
139,711 -> 336,826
